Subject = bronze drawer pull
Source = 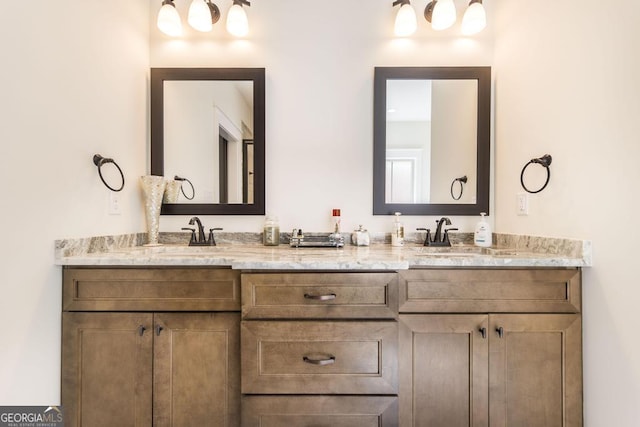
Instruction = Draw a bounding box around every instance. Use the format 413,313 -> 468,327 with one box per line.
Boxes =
138,325 -> 147,336
496,326 -> 504,338
303,356 -> 336,366
479,327 -> 487,339
303,293 -> 336,301
156,325 -> 164,336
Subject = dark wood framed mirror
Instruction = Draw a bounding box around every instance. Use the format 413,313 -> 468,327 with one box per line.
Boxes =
373,66 -> 491,216
151,67 -> 265,215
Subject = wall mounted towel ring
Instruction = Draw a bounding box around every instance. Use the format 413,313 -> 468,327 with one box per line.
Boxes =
520,154 -> 552,194
450,175 -> 468,200
174,175 -> 195,200
93,154 -> 125,192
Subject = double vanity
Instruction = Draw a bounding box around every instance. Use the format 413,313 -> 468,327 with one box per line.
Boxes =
56,233 -> 589,426
60,64 -> 588,425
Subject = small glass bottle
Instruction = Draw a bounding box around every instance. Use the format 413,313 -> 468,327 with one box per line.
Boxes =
332,209 -> 341,233
391,212 -> 405,247
263,215 -> 280,246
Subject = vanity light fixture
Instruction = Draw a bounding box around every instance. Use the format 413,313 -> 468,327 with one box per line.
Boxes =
188,0 -> 221,32
461,0 -> 486,35
425,0 -> 457,31
226,0 -> 251,37
393,0 -> 418,37
422,0 -> 487,34
157,0 -> 183,36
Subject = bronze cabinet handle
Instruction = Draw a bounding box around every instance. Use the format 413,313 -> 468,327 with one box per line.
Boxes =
138,325 -> 147,336
156,325 -> 164,336
479,327 -> 487,339
303,356 -> 336,366
303,293 -> 336,301
496,326 -> 504,338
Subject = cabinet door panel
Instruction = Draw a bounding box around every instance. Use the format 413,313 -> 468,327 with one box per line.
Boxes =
399,314 -> 489,427
241,396 -> 398,427
489,314 -> 582,427
399,269 -> 581,313
62,312 -> 153,427
63,267 -> 240,311
154,313 -> 240,427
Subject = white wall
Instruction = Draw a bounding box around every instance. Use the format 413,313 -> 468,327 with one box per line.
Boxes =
493,0 -> 640,424
150,0 -> 494,233
0,1 -> 149,404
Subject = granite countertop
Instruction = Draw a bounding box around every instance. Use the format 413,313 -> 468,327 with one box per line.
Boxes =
54,232 -> 592,270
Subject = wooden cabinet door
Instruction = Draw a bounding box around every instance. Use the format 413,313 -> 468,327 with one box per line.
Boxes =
242,396 -> 398,427
399,314 -> 489,427
153,313 -> 240,427
489,314 -> 582,427
62,312 -> 153,427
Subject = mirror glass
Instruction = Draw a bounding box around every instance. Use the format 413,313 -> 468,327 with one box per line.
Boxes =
374,67 -> 491,216
151,68 -> 265,215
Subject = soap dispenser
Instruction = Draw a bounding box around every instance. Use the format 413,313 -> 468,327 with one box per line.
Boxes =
391,212 -> 405,247
474,212 -> 492,247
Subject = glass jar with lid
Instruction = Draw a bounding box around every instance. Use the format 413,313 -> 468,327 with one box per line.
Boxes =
263,215 -> 280,246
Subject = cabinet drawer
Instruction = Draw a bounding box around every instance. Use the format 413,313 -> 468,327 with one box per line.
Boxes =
242,273 -> 397,319
241,396 -> 398,427
241,321 -> 397,394
399,268 -> 581,313
63,267 -> 240,311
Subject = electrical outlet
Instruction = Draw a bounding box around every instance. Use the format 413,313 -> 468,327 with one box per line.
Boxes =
517,193 -> 529,216
108,192 -> 122,215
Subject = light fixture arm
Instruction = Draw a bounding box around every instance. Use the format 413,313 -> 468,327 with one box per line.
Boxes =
232,0 -> 250,6
205,0 -> 221,24
424,0 -> 437,23
392,0 -> 411,7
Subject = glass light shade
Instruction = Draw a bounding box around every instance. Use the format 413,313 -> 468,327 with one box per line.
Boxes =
226,4 -> 249,37
188,0 -> 213,32
461,2 -> 486,35
157,2 -> 183,37
394,3 -> 417,37
431,0 -> 456,31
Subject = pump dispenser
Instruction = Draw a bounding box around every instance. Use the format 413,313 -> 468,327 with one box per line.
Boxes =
474,212 -> 492,247
391,212 -> 405,247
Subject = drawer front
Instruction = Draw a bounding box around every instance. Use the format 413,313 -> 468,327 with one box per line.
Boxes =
241,321 -> 397,394
63,267 -> 240,311
242,273 -> 398,319
241,396 -> 398,427
399,268 -> 581,313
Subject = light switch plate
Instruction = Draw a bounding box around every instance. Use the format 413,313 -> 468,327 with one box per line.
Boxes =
108,192 -> 122,215
517,192 -> 529,216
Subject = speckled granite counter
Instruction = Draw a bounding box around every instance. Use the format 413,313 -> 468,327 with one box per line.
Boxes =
54,232 -> 591,269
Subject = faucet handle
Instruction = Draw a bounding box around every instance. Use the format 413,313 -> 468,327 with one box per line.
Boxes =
181,227 -> 197,244
417,228 -> 432,246
208,228 -> 223,246
443,228 -> 459,244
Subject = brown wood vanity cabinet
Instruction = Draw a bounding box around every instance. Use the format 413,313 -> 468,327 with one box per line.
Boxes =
61,267 -> 241,427
398,268 -> 583,427
240,272 -> 400,426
